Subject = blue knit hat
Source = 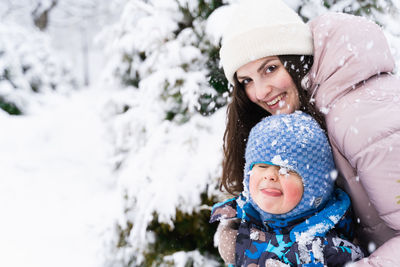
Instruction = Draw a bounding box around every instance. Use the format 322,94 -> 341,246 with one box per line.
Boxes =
243,111 -> 336,222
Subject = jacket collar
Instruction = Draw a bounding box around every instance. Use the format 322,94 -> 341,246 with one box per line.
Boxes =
238,188 -> 351,237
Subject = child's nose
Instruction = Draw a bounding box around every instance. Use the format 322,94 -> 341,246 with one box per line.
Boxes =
264,174 -> 278,182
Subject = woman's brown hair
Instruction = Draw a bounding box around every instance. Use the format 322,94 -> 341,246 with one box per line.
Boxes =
220,55 -> 325,195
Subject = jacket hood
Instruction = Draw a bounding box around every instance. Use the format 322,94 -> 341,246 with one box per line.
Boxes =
305,12 -> 395,111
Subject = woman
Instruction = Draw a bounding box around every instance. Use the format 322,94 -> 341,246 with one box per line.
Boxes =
218,0 -> 400,266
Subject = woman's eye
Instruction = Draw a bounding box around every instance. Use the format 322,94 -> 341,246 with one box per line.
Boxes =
265,65 -> 277,73
240,78 -> 252,87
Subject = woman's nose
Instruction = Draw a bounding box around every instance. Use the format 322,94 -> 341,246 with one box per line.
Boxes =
254,81 -> 272,100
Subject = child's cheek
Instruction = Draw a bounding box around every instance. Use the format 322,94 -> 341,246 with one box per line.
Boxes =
248,174 -> 258,195
283,181 -> 303,206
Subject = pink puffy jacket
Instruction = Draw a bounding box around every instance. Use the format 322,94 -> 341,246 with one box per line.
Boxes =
307,13 -> 400,266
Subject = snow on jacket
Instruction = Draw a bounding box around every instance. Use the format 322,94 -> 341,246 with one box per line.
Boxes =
210,189 -> 364,266
306,12 -> 400,266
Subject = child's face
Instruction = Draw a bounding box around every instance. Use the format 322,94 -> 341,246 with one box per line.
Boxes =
249,163 -> 303,214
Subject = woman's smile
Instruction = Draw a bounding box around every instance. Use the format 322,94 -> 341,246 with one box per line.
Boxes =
266,93 -> 286,108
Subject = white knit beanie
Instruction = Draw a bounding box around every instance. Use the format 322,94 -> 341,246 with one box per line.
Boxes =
220,0 -> 314,85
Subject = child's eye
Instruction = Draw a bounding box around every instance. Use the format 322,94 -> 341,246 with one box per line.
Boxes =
255,164 -> 269,169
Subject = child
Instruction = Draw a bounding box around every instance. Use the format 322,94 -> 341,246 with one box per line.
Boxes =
210,111 -> 364,266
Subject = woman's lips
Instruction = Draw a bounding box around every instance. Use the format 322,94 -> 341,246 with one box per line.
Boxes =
266,93 -> 286,109
261,188 -> 282,197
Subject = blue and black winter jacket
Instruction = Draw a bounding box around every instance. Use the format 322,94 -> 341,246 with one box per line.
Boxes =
210,189 -> 365,266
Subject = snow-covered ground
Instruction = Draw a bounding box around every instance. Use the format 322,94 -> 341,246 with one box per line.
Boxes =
0,88 -> 119,267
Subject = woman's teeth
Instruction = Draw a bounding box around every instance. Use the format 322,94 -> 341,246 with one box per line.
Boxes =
267,94 -> 283,106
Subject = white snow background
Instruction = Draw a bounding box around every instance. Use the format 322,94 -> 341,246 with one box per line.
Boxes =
0,0 -> 399,266
0,89 -> 119,267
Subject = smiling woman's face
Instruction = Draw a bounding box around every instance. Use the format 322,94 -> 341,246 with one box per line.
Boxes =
236,56 -> 300,115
